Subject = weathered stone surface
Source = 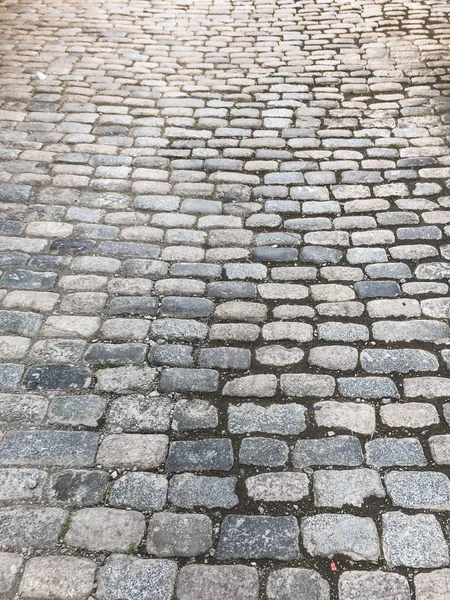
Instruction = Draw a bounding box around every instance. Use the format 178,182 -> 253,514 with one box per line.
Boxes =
314,401 -> 375,435
0,552 -> 23,594
48,394 -> 106,427
280,374 -> 335,397
415,569 -> 450,600
160,368 -> 219,392
308,346 -> 358,371
361,348 -> 439,373
146,512 -> 212,556
382,512 -> 449,568
385,471 -> 450,510
0,430 -> 98,467
176,565 -> 259,600
228,403 -> 306,435
97,555 -> 178,600
239,437 -> 288,467
267,568 -> 330,600
366,438 -> 427,467
222,374 -> 277,397
168,474 -> 238,509
301,515 -> 380,561
19,556 -> 96,600
380,402 -> 439,428
404,377 -> 450,398
314,469 -> 385,508
172,399 -> 218,431
95,365 -> 156,394
49,470 -> 108,506
429,435 -> 450,464
338,377 -> 399,399
65,508 -> 145,552
166,439 -> 233,472
107,394 -> 173,432
109,473 -> 167,511
246,473 -> 309,502
293,437 -> 363,468
217,516 -> 300,560
0,507 -> 68,548
339,571 -> 410,600
96,434 -> 168,470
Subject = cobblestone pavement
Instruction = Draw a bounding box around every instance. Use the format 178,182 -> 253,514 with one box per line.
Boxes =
1,0 -> 450,597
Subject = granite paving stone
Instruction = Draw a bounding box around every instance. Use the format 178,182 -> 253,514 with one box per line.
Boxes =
301,515 -> 380,561
382,512 -> 449,568
266,568 -> 330,600
19,556 -> 96,600
176,565 -> 258,600
339,571 -> 410,600
96,555 -> 178,600
217,516 -> 300,560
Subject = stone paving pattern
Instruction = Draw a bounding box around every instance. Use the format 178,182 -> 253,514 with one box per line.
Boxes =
1,0 -> 450,596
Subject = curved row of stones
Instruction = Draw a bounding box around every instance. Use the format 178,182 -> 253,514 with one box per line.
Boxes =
2,0 -> 450,596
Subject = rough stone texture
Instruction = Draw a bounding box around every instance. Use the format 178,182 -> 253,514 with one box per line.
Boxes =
301,515 -> 380,561
1,0 -> 450,591
314,401 -> 376,435
385,471 -> 450,510
166,439 -> 233,472
0,552 -> 23,594
382,512 -> 449,568
96,434 -> 168,470
176,565 -> 259,600
339,572 -> 410,600
246,473 -> 309,502
19,556 -> 96,600
366,438 -> 427,467
0,507 -> 68,548
146,512 -> 212,557
109,473 -> 167,511
65,508 -> 145,552
414,569 -> 450,600
217,516 -> 300,560
293,437 -> 363,468
380,402 -> 440,428
96,555 -> 178,600
228,403 -> 307,435
429,435 -> 450,464
266,568 -> 330,600
168,474 -> 238,509
314,469 -> 385,508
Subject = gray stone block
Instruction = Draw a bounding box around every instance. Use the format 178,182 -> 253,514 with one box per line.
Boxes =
339,571 -> 410,600
382,512 -> 449,568
97,555 -> 177,600
217,515 -> 300,560
176,565 -> 258,600
19,556 -> 96,600
110,473 -> 167,511
293,436 -> 363,468
166,439 -> 233,472
146,512 -> 212,557
302,514 -> 380,561
168,474 -> 238,509
267,568 -> 330,600
65,507 -> 145,552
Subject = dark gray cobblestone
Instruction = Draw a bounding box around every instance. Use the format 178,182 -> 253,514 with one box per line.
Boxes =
1,0 -> 450,595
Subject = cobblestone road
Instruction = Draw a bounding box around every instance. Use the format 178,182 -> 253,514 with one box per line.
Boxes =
1,0 -> 450,596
